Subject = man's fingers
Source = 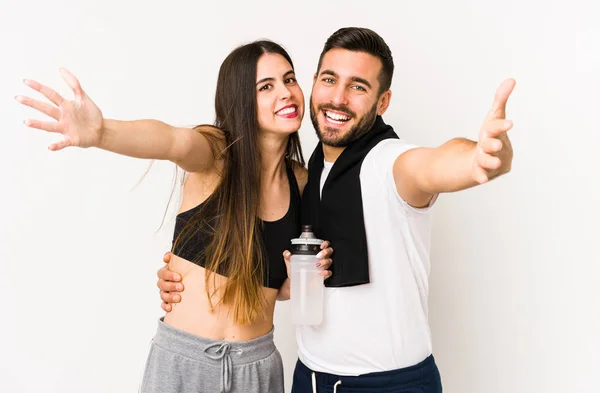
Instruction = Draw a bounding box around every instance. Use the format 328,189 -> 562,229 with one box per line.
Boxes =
160,291 -> 181,304
161,302 -> 172,312
157,278 -> 184,292
488,78 -> 516,120
163,252 -> 172,263
477,151 -> 502,171
483,119 -> 513,138
157,266 -> 181,282
473,164 -> 489,184
480,136 -> 503,154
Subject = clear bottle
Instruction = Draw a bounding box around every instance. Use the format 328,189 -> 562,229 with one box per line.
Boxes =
290,225 -> 325,325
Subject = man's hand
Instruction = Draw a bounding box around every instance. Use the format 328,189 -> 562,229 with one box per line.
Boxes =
157,252 -> 184,312
473,78 -> 516,184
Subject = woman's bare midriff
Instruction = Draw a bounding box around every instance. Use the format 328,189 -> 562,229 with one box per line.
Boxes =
162,254 -> 278,342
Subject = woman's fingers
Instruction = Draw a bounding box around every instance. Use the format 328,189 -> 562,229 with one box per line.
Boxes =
317,258 -> 333,269
16,95 -> 61,120
23,119 -> 61,133
24,78 -> 65,106
59,68 -> 84,100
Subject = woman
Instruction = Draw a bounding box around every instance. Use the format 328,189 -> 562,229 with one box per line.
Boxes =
17,40 -> 333,393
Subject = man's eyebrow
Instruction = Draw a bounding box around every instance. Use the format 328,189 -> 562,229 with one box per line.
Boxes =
320,69 -> 338,78
319,69 -> 372,89
350,76 -> 372,89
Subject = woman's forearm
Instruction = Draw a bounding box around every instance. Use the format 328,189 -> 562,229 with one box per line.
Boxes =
98,119 -> 179,160
98,119 -> 216,172
277,278 -> 290,301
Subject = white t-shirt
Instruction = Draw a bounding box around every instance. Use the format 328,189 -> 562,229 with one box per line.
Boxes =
296,139 -> 436,375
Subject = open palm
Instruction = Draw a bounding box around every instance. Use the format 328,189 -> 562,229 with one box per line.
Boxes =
17,68 -> 103,151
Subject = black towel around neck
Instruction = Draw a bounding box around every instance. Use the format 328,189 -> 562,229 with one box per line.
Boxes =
301,116 -> 399,287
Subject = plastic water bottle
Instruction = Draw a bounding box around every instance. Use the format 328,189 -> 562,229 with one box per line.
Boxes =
290,225 -> 325,325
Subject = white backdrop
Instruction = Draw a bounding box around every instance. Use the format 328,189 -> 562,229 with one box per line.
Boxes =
1,0 -> 598,392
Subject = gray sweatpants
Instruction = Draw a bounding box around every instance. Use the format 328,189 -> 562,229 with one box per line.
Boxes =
139,318 -> 284,393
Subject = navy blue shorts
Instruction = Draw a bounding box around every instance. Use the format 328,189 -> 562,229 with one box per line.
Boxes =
291,354 -> 442,393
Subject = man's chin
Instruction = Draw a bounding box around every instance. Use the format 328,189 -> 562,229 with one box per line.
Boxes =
318,128 -> 340,144
319,133 -> 348,147
319,122 -> 351,138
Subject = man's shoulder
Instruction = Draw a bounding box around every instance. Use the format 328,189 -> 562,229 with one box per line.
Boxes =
364,138 -> 417,165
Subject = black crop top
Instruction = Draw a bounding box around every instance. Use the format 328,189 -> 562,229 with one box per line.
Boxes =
171,160 -> 300,289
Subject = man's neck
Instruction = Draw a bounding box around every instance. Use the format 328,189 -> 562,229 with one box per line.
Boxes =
322,145 -> 346,163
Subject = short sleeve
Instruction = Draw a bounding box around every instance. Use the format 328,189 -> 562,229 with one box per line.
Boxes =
365,139 -> 438,213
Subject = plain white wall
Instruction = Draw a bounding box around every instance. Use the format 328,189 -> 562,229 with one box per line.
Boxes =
1,0 -> 598,392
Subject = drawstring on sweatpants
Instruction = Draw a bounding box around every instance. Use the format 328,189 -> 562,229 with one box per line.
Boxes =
203,342 -> 243,393
311,372 -> 342,393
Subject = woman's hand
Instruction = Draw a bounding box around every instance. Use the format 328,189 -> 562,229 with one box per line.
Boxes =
278,241 -> 334,301
16,68 -> 104,151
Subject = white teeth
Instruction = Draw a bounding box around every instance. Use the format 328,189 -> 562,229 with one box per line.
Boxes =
327,117 -> 345,125
325,111 -> 350,122
276,106 -> 297,115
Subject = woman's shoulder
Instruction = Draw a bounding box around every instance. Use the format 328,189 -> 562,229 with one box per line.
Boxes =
193,124 -> 226,147
188,124 -> 227,174
289,160 -> 308,195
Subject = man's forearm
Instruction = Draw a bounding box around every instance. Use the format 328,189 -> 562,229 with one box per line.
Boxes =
418,138 -> 479,194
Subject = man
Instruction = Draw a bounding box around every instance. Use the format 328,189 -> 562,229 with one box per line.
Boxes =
158,28 -> 515,392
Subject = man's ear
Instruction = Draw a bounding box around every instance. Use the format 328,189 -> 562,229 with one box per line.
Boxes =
377,90 -> 392,115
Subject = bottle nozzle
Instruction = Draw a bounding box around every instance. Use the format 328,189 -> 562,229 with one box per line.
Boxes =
291,224 -> 323,246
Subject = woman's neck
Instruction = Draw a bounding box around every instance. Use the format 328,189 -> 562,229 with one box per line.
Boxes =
259,133 -> 289,183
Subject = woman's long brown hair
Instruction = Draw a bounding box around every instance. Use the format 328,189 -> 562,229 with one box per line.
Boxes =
173,41 -> 304,325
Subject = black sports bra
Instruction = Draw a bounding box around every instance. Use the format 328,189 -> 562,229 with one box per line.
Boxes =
171,160 -> 300,289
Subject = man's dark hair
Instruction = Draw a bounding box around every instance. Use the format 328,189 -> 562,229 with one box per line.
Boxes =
317,27 -> 394,95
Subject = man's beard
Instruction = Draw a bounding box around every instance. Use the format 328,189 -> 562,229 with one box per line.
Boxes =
310,96 -> 378,147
